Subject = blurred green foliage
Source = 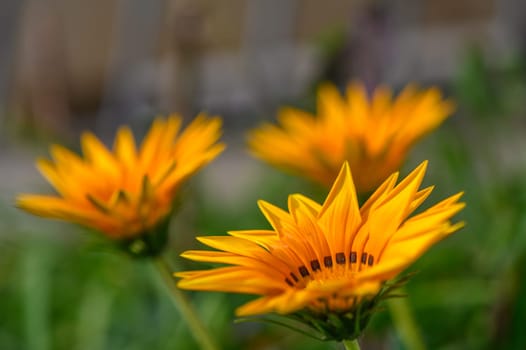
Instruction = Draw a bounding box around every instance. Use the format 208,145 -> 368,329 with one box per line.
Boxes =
3,45 -> 526,350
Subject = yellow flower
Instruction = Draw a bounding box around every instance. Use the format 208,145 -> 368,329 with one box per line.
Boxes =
177,161 -> 464,340
17,114 -> 225,242
248,82 -> 455,193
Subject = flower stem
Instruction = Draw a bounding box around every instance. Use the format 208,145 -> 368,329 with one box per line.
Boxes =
387,293 -> 426,350
343,339 -> 361,350
152,256 -> 218,350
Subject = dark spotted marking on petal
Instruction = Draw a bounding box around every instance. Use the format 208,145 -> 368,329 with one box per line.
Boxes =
323,256 -> 333,268
368,255 -> 374,266
310,259 -> 321,271
361,252 -> 368,264
336,252 -> 346,264
350,251 -> 357,263
290,272 -> 299,282
285,278 -> 294,287
299,265 -> 310,277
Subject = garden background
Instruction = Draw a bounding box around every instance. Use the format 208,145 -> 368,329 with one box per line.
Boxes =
1,1 -> 526,349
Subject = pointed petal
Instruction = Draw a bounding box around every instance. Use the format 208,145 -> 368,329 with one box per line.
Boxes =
196,236 -> 270,258
81,132 -> 119,177
258,200 -> 294,236
177,266 -> 285,294
363,161 -> 429,260
318,162 -> 361,258
113,126 -> 137,168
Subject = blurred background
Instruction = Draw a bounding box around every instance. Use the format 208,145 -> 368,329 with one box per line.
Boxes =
2,0 -> 526,349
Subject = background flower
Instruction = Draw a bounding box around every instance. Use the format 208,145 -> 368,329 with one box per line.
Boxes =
248,83 -> 454,193
17,114 -> 225,240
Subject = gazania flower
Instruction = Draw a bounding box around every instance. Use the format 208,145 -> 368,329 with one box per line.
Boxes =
248,82 -> 454,193
17,114 -> 224,253
177,161 -> 464,341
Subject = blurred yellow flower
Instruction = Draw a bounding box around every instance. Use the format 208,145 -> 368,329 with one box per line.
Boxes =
17,114 -> 225,241
248,82 -> 455,193
177,161 -> 464,340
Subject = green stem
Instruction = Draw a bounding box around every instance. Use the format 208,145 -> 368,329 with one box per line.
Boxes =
387,293 -> 426,350
343,339 -> 361,350
75,282 -> 112,350
152,256 -> 219,350
22,243 -> 51,350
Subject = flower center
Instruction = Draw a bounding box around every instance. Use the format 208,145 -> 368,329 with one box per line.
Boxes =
284,251 -> 375,288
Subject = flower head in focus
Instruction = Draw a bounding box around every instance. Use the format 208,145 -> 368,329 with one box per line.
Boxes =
17,114 -> 224,255
177,161 -> 464,341
248,82 -> 455,193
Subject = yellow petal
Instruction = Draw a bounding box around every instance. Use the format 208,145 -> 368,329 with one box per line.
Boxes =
81,132 -> 119,178
113,126 -> 137,169
318,162 -> 361,258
